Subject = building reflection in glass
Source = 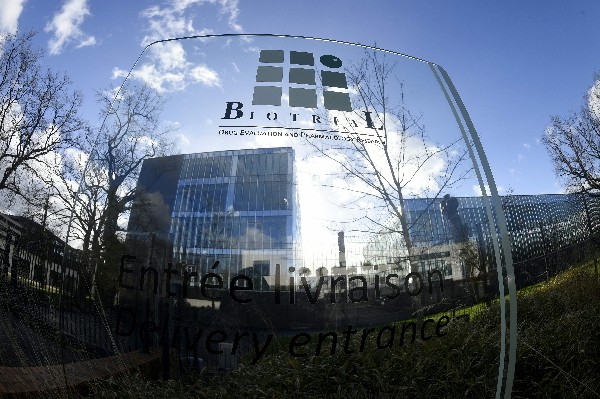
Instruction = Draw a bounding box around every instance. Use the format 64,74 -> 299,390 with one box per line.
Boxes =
128,147 -> 299,290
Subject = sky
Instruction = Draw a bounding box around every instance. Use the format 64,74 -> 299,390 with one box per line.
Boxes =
2,0 -> 600,198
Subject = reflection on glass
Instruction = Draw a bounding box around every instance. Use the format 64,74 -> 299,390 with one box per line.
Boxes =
0,34 -> 532,397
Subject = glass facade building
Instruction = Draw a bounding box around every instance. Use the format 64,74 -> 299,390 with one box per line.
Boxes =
362,194 -> 596,285
128,147 -> 300,288
403,194 -> 593,263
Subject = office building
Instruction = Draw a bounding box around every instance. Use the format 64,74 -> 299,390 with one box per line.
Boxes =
127,147 -> 300,288
362,193 -> 598,283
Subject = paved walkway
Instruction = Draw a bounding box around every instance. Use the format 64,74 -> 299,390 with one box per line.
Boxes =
0,307 -> 85,367
0,350 -> 161,398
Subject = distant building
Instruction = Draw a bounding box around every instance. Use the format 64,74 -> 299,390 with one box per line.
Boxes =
0,212 -> 81,289
362,193 -> 597,283
127,147 -> 300,288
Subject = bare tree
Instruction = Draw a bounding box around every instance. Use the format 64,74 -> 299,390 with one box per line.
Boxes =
542,75 -> 600,196
47,83 -> 177,301
0,32 -> 83,203
50,143 -> 106,255
298,266 -> 311,277
307,50 -> 472,272
93,84 -> 177,252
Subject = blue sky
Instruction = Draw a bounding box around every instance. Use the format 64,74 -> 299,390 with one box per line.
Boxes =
2,0 -> 600,196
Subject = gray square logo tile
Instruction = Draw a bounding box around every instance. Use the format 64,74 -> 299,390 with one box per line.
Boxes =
323,91 -> 352,111
253,86 -> 282,106
259,50 -> 284,63
289,88 -> 317,109
290,51 -> 314,66
321,71 -> 348,89
289,68 -> 316,85
256,66 -> 283,82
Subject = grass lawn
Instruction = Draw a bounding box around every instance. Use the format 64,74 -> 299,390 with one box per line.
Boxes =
87,261 -> 600,398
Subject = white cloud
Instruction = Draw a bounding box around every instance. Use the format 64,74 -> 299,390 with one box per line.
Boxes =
132,135 -> 159,148
217,0 -> 243,33
176,133 -> 191,147
155,41 -> 186,69
115,0 -> 243,92
472,184 -> 504,196
45,0 -> 96,55
141,5 -> 197,45
190,64 -> 220,87
140,0 -> 243,45
522,143 -> 531,150
64,147 -> 89,172
0,0 -> 25,35
114,56 -> 221,93
75,35 -> 96,48
588,78 -> 600,120
172,0 -> 204,12
114,63 -> 187,93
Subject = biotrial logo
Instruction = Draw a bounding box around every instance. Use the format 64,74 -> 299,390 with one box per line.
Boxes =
222,49 -> 353,119
220,49 -> 384,143
252,49 -> 352,111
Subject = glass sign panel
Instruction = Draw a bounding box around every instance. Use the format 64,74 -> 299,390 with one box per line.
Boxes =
0,34 -> 519,398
